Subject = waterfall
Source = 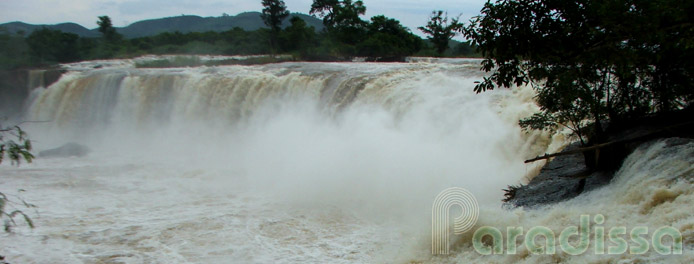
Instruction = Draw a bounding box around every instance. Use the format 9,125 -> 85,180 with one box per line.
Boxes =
5,59 -> 689,263
27,62 -> 494,131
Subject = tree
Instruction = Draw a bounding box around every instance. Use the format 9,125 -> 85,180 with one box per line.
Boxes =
310,0 -> 367,45
26,28 -> 80,63
261,0 -> 290,54
310,0 -> 341,28
95,16 -> 125,58
357,15 -> 422,60
464,0 -> 694,145
97,16 -> 122,43
418,11 -> 463,56
0,30 -> 31,69
261,0 -> 290,32
280,16 -> 317,55
452,41 -> 477,57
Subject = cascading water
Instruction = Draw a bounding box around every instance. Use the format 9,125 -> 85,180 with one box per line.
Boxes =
1,59 -> 691,263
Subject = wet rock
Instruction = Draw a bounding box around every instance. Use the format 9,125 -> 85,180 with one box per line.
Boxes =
506,142 -> 612,208
38,143 -> 90,158
506,107 -> 694,208
1,68 -> 65,118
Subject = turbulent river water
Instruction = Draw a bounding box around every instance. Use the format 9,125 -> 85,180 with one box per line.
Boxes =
1,59 -> 692,263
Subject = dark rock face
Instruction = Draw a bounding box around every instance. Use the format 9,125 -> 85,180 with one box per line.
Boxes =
38,143 -> 90,158
507,142 -> 612,208
0,70 -> 29,118
0,68 -> 64,119
506,107 -> 694,208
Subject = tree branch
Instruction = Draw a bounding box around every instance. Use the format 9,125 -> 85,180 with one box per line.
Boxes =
525,121 -> 694,163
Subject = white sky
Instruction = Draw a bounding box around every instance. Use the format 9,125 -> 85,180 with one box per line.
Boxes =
0,0 -> 486,37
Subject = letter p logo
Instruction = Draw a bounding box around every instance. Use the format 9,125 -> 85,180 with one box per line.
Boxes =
432,187 -> 479,255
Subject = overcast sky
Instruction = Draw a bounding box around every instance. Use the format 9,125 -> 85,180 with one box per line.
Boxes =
0,0 -> 486,37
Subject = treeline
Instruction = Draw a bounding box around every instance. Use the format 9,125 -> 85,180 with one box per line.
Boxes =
466,0 -> 693,150
0,0 -> 479,70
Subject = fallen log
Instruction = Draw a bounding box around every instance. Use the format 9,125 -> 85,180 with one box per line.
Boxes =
525,121 -> 694,163
525,142 -> 612,163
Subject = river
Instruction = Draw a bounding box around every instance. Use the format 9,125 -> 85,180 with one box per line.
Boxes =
1,59 -> 691,263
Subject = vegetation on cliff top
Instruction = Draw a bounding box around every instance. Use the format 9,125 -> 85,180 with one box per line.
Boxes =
0,1 -> 479,70
465,0 -> 693,148
465,0 -> 694,204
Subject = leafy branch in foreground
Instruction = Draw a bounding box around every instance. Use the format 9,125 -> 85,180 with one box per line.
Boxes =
0,125 -> 34,165
0,191 -> 36,232
0,123 -> 36,232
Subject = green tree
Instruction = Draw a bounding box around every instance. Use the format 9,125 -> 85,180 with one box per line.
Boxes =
95,16 -> 124,58
310,0 -> 367,46
0,30 -> 31,69
97,16 -> 122,43
261,0 -> 290,32
464,0 -> 694,144
310,0 -> 341,28
418,11 -> 463,56
310,0 -> 366,29
280,17 -> 317,55
261,0 -> 290,54
357,15 -> 422,60
26,28 -> 80,64
452,41 -> 477,57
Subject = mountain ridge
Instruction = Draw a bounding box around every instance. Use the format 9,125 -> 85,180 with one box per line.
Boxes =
0,12 -> 324,38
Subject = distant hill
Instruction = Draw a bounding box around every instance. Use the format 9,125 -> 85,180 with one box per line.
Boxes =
0,22 -> 101,37
118,12 -> 324,38
0,12 -> 324,38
